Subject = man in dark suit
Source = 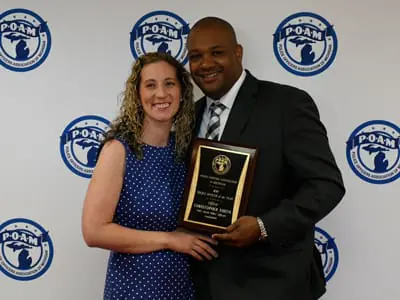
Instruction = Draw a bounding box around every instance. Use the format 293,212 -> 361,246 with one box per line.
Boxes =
186,16 -> 345,300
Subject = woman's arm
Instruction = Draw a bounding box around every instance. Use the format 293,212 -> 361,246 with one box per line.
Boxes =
81,139 -> 217,259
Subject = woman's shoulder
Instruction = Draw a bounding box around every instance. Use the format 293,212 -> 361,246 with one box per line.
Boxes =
104,134 -> 135,154
99,139 -> 126,160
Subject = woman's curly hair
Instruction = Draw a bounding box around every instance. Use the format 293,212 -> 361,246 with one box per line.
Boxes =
102,52 -> 195,160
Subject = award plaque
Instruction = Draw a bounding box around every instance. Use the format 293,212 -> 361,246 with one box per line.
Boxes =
179,138 -> 258,233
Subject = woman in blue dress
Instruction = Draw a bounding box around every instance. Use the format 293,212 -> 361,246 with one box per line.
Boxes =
82,52 -> 218,299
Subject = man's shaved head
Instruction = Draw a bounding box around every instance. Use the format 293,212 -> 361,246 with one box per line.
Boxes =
188,16 -> 238,45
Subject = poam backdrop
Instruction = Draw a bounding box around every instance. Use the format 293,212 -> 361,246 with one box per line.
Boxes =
0,0 -> 399,299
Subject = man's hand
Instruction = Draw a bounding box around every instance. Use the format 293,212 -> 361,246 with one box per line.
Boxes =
211,216 -> 261,247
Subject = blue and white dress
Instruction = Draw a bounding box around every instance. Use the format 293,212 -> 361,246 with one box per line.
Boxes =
103,136 -> 194,299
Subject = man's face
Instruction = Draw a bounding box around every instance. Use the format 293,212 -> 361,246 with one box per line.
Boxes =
187,25 -> 243,99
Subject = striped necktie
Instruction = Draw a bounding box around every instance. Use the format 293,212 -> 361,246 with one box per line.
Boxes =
205,101 -> 226,140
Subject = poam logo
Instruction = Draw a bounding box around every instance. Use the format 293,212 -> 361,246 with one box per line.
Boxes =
0,8 -> 51,72
273,12 -> 337,76
60,115 -> 110,178
346,120 -> 400,184
130,10 -> 190,64
0,218 -> 54,281
314,227 -> 339,282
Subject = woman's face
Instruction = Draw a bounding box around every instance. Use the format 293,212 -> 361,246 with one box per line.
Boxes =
139,60 -> 182,125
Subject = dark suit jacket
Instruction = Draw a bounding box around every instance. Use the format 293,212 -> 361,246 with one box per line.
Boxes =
190,70 -> 345,300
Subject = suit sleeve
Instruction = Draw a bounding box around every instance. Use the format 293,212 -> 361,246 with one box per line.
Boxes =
259,89 -> 345,247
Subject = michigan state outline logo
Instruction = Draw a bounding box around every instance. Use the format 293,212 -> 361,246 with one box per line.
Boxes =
60,115 -> 110,178
0,218 -> 54,281
314,227 -> 339,282
273,12 -> 337,76
130,10 -> 189,64
346,120 -> 400,184
0,8 -> 51,72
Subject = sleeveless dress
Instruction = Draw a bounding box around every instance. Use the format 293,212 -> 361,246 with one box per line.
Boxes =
103,136 -> 195,300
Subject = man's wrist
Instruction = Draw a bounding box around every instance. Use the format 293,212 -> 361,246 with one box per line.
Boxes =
256,217 -> 268,240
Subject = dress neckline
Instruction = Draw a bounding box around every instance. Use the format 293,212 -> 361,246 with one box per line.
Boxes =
142,134 -> 174,150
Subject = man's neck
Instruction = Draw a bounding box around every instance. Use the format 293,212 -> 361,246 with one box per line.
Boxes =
209,68 -> 244,100
206,69 -> 246,104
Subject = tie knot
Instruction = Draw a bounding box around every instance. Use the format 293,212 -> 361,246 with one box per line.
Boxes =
209,101 -> 226,116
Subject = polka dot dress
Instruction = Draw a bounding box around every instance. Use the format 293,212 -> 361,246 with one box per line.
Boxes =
103,136 -> 195,300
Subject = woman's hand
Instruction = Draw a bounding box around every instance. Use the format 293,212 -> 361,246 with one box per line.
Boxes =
166,231 -> 218,261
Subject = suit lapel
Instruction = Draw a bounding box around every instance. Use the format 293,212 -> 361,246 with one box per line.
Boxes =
220,70 -> 259,142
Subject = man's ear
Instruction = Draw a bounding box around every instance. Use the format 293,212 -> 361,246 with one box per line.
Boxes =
235,44 -> 243,62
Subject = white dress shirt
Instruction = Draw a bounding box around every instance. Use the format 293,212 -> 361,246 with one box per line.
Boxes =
198,69 -> 247,140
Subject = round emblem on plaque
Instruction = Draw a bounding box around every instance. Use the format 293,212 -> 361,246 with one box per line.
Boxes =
212,154 -> 231,175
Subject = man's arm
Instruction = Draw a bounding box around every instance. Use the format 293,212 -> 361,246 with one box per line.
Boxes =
213,88 -> 345,247
259,89 -> 345,247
